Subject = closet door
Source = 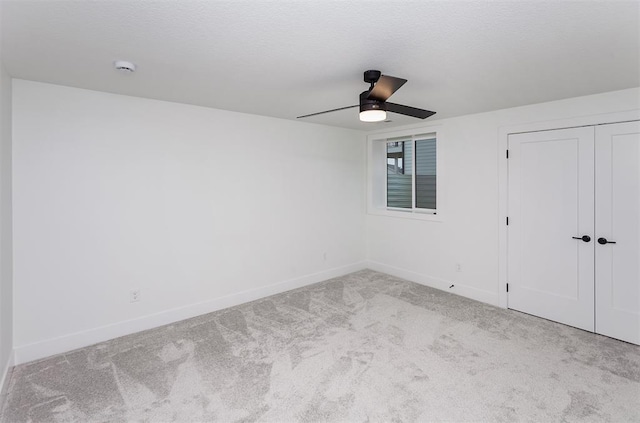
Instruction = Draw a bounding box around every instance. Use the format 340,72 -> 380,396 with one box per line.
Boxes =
595,121 -> 640,345
508,127 -> 595,331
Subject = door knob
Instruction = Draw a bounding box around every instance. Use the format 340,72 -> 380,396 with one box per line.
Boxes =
597,237 -> 616,245
572,235 -> 591,242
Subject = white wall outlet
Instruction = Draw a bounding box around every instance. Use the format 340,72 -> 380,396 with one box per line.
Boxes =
130,289 -> 141,303
323,252 -> 327,261
455,263 -> 462,272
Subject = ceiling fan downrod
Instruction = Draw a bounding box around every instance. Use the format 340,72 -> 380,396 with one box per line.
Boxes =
363,70 -> 382,91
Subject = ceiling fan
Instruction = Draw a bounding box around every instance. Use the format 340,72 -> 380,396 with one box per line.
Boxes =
297,70 -> 436,123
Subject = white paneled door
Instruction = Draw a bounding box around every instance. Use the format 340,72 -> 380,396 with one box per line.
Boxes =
508,121 -> 640,345
508,127 -> 595,332
595,121 -> 640,345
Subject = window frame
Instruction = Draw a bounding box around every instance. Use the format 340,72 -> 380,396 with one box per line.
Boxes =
367,125 -> 443,222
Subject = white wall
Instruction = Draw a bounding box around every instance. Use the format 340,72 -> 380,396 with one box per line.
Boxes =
0,67 -> 12,386
12,80 -> 366,363
0,0 -> 15,390
366,88 -> 640,305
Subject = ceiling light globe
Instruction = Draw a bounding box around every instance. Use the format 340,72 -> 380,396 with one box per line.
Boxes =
359,109 -> 387,122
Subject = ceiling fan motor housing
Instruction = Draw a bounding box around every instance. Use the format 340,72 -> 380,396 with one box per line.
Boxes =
359,91 -> 385,112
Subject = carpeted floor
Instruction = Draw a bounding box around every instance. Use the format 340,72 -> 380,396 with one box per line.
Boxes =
1,269 -> 639,422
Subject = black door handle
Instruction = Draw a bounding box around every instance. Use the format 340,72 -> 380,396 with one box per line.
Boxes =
598,237 -> 616,245
572,235 -> 591,242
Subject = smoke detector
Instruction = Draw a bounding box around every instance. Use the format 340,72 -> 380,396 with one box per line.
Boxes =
114,60 -> 136,73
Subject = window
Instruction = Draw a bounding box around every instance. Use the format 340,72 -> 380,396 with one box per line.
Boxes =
386,139 -> 411,207
368,129 -> 441,220
386,134 -> 437,212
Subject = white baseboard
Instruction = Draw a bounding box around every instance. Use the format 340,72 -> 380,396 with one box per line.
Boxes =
0,350 -> 15,396
14,261 -> 368,365
365,260 -> 499,306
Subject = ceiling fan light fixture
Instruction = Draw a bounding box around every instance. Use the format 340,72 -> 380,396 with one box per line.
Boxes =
359,109 -> 387,122
359,99 -> 387,122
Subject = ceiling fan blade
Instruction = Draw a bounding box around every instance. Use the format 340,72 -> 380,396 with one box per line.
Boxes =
297,105 -> 358,119
367,75 -> 407,101
386,102 -> 436,119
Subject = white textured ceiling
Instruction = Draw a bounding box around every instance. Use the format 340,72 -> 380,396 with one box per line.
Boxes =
1,0 -> 639,130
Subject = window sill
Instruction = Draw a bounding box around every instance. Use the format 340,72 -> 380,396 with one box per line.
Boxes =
367,207 -> 443,222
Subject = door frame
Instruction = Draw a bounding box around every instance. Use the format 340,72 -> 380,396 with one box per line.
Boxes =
498,109 -> 640,309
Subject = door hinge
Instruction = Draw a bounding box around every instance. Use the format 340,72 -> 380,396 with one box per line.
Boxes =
506,216 -> 509,225
506,149 -> 509,159
506,283 -> 509,292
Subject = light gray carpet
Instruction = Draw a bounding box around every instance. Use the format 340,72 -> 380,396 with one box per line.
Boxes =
1,270 -> 639,422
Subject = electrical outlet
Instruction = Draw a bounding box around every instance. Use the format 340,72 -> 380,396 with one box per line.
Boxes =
323,252 -> 327,261
130,289 -> 141,303
455,263 -> 462,272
